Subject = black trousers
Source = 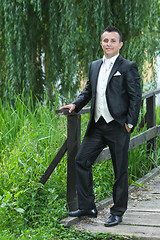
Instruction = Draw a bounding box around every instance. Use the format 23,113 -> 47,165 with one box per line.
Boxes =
75,117 -> 131,216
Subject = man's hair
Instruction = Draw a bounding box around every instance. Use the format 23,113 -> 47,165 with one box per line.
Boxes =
101,26 -> 123,42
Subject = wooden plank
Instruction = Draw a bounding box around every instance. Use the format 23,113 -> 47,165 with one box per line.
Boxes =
39,139 -> 67,185
146,96 -> 156,156
142,88 -> 160,100
55,109 -> 73,115
79,107 -> 90,114
127,208 -> 160,213
129,126 -> 158,150
81,223 -> 160,240
67,114 -> 81,211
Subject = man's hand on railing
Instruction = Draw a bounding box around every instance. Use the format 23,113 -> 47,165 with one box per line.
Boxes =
59,104 -> 76,113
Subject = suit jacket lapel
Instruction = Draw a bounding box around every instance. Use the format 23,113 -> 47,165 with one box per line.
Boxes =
93,59 -> 103,94
107,55 -> 124,87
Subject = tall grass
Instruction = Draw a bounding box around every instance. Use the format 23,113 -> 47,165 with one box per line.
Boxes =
0,93 -> 69,238
0,93 -> 160,239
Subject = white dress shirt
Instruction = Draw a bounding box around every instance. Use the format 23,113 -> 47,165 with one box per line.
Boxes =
94,54 -> 119,123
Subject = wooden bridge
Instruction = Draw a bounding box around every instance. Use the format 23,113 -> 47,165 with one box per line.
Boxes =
39,88 -> 160,239
39,88 -> 160,211
73,168 -> 160,240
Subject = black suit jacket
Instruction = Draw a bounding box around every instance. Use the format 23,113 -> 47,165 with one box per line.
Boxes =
73,55 -> 142,135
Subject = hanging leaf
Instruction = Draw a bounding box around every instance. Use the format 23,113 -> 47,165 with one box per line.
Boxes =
0,0 -> 159,105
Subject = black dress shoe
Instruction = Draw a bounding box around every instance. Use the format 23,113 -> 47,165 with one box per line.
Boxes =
68,208 -> 97,218
104,214 -> 122,227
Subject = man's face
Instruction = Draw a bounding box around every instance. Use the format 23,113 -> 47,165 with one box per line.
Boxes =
100,31 -> 123,59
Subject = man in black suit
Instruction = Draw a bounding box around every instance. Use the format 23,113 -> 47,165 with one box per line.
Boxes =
60,26 -> 142,227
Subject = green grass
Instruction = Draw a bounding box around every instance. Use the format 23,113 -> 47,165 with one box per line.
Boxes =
0,93 -> 160,239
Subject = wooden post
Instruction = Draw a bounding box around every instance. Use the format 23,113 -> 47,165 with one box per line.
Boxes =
67,113 -> 81,211
146,95 -> 156,157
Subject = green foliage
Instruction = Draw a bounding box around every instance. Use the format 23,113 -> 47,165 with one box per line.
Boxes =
0,0 -> 160,104
0,93 -> 68,238
0,1 -> 44,103
1,93 -> 160,239
93,160 -> 114,202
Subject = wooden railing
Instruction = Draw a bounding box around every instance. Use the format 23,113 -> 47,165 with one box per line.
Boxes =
39,88 -> 160,211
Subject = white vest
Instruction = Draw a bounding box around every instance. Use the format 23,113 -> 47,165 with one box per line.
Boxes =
94,55 -> 118,123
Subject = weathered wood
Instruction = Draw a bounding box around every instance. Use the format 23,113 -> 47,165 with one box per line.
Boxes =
142,88 -> 160,100
67,114 -> 81,211
79,107 -> 90,115
146,95 -> 156,158
73,173 -> 160,239
55,109 -> 74,115
55,107 -> 90,116
39,139 -> 67,185
129,125 -> 158,150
